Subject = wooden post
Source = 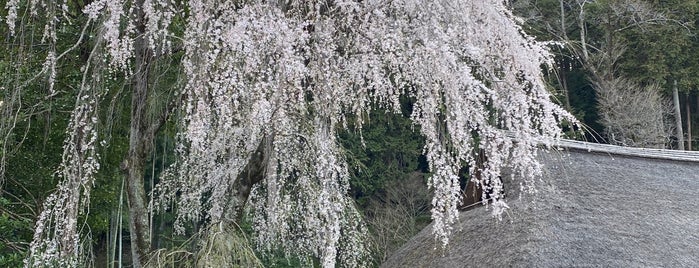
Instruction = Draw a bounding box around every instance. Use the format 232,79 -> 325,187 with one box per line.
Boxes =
686,93 -> 692,150
673,80 -> 684,150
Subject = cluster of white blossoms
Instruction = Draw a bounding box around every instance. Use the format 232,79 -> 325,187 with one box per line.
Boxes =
84,0 -> 136,71
26,91 -> 102,267
5,0 -> 575,267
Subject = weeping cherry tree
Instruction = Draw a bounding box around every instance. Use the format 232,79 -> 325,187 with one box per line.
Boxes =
2,0 -> 576,267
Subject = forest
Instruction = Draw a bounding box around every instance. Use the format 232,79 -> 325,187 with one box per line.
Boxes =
1,0 -> 698,267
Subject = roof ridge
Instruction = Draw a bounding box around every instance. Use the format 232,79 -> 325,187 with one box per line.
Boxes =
552,139 -> 699,162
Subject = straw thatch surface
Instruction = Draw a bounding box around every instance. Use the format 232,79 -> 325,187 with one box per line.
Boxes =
382,148 -> 699,267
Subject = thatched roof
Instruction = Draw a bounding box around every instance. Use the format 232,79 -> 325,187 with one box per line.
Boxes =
382,146 -> 699,267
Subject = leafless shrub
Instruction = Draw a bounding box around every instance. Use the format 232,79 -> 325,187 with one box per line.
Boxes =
363,172 -> 431,264
593,76 -> 673,148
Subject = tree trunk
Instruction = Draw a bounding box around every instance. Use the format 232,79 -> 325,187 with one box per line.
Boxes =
560,0 -> 568,40
686,93 -> 692,150
673,80 -> 684,150
558,58 -> 572,111
195,136 -> 271,267
125,1 -> 153,266
696,94 -> 699,148
578,3 -> 589,62
225,135 -> 272,222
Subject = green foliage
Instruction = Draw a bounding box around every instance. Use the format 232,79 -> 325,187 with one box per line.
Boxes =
0,197 -> 31,267
565,69 -> 603,136
337,98 -> 433,266
615,2 -> 699,88
0,96 -> 68,266
339,98 -> 426,206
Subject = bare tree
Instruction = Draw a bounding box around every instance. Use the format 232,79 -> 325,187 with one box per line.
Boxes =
593,76 -> 673,148
364,172 -> 431,263
588,39 -> 673,149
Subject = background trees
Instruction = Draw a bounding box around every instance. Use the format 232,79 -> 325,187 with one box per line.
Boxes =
513,0 -> 699,149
